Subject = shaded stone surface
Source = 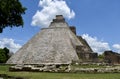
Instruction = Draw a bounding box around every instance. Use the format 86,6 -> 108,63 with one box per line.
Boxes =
76,36 -> 98,62
77,36 -> 93,52
104,51 -> 120,64
69,26 -> 76,35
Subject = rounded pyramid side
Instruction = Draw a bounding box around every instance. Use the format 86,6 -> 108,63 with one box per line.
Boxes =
6,15 -> 83,65
6,26 -> 82,64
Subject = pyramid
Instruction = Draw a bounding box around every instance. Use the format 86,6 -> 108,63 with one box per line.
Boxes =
7,15 -> 93,65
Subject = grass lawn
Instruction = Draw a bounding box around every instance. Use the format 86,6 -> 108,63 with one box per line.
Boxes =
0,65 -> 120,79
71,64 -> 108,68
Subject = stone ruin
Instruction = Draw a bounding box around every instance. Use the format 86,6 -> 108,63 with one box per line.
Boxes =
104,51 -> 120,64
6,15 -> 99,72
70,27 -> 98,62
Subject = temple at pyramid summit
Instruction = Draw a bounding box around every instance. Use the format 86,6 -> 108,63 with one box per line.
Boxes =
7,15 -> 98,65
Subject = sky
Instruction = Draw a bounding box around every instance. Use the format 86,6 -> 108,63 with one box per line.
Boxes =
0,0 -> 120,54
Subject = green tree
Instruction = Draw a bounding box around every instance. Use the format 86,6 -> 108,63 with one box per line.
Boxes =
0,49 -> 7,63
3,47 -> 10,60
98,54 -> 104,59
0,47 -> 10,63
0,0 -> 27,33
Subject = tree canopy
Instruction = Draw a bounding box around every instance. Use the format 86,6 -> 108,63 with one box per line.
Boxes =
0,0 -> 27,33
0,47 -> 11,63
0,49 -> 6,63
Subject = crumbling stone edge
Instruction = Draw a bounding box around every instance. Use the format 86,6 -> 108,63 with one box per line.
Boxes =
9,64 -> 120,73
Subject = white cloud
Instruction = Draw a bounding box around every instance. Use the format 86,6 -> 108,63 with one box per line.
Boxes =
0,38 -> 21,53
82,34 -> 110,54
31,0 -> 75,28
112,44 -> 120,53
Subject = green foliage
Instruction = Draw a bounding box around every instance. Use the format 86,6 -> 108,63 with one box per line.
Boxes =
0,0 -> 27,33
3,47 -> 10,60
0,47 -> 10,63
0,49 -> 7,63
98,54 -> 104,59
3,47 -> 9,54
